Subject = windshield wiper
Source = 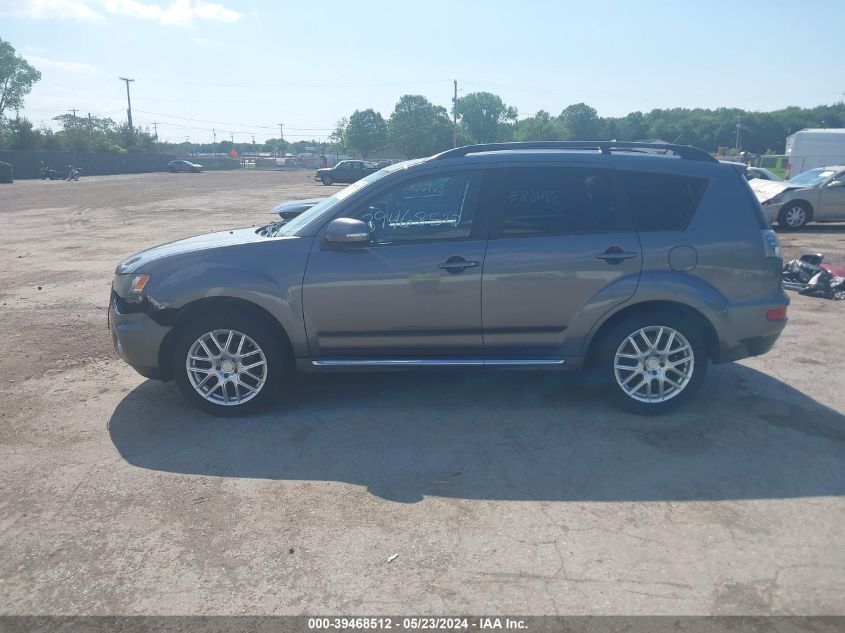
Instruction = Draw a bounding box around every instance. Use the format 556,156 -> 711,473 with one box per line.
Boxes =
257,220 -> 285,237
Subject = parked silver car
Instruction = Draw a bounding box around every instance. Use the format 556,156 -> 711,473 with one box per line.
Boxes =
111,142 -> 788,416
751,166 -> 845,229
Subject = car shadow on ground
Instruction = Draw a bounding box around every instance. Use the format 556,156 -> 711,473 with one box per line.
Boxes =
776,223 -> 845,234
108,363 -> 845,503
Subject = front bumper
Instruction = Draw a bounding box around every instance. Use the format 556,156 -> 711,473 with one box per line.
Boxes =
109,295 -> 172,379
762,202 -> 784,222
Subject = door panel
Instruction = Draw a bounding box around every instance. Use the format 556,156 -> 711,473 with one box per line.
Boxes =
302,170 -> 486,357
819,174 -> 845,220
303,241 -> 486,356
480,165 -> 640,356
482,234 -> 640,352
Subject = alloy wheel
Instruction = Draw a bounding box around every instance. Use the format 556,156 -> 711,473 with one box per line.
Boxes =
185,329 -> 268,406
613,326 -> 694,403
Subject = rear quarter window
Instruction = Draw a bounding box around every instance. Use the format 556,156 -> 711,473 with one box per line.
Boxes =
619,171 -> 708,231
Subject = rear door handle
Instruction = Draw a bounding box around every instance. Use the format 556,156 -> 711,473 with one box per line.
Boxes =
596,247 -> 639,263
438,257 -> 480,273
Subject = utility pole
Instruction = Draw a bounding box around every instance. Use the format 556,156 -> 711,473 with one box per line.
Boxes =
212,128 -> 217,144
69,108 -> 78,124
278,122 -> 284,145
151,122 -> 159,140
118,76 -> 135,133
229,132 -> 234,142
87,112 -> 93,128
735,115 -> 742,154
452,79 -> 458,148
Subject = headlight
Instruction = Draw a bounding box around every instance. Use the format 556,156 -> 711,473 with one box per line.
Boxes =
764,194 -> 784,206
113,273 -> 151,299
129,273 -> 150,295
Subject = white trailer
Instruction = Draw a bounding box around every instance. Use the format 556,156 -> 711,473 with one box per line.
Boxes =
785,128 -> 845,178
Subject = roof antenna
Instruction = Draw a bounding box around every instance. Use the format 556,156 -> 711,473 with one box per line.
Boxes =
662,133 -> 684,154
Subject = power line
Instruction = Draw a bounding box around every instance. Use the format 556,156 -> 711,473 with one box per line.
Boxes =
134,109 -> 332,131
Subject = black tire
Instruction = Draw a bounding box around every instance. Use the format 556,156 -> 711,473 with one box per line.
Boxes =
591,311 -> 709,415
778,201 -> 811,230
171,312 -> 289,417
321,176 -> 333,185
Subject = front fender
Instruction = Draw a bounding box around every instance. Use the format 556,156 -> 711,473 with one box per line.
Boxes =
144,244 -> 311,357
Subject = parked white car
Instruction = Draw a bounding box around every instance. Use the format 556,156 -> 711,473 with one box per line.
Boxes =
751,166 -> 845,230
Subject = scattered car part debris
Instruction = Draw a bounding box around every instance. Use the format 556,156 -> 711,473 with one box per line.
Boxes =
387,553 -> 398,563
783,252 -> 845,299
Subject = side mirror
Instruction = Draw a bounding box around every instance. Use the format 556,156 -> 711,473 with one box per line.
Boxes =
324,218 -> 371,247
826,180 -> 844,188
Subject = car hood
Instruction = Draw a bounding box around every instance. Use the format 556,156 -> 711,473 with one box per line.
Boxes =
749,179 -> 808,204
116,227 -> 267,273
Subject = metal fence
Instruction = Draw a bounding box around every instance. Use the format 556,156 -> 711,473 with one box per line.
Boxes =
0,150 -> 178,180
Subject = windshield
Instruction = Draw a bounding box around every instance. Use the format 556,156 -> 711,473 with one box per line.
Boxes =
788,168 -> 835,187
273,159 -> 424,236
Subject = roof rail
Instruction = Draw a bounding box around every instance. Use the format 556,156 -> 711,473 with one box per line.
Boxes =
432,141 -> 717,163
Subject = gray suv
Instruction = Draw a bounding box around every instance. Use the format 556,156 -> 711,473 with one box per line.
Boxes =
110,142 -> 789,416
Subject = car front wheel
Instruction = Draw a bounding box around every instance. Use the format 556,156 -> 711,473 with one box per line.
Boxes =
778,202 -> 810,230
171,314 -> 287,416
595,313 -> 708,414
321,176 -> 333,185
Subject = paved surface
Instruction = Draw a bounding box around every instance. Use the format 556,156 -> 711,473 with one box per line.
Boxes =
0,171 -> 844,615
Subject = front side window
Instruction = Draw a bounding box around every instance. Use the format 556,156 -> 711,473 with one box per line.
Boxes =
494,167 -> 622,236
351,173 -> 476,244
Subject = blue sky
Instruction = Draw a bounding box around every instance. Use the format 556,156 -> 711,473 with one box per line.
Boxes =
2,0 -> 844,143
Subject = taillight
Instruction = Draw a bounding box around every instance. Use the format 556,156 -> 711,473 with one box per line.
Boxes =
767,307 -> 788,321
761,230 -> 782,259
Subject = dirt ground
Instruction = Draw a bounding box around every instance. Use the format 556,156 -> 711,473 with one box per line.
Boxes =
0,170 -> 843,615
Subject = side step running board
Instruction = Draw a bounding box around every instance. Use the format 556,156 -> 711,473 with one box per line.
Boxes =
312,359 -> 565,367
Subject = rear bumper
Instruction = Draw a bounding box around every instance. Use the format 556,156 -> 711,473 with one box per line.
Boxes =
714,292 -> 789,363
719,332 -> 782,362
109,298 -> 171,380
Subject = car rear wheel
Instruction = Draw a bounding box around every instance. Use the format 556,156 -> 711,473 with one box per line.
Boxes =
594,312 -> 708,415
778,202 -> 810,230
171,314 -> 288,416
321,176 -> 333,185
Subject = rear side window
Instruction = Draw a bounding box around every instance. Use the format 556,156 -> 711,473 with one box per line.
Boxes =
494,166 -> 623,236
619,171 -> 708,231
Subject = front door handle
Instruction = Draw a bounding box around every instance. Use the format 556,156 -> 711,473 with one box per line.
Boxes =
438,256 -> 480,273
596,247 -> 639,264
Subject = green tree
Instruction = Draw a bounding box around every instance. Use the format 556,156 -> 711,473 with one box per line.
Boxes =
0,39 -> 41,121
455,91 -> 517,143
513,110 -> 565,141
388,95 -> 453,158
330,117 -> 349,150
559,103 -> 601,140
345,109 -> 387,158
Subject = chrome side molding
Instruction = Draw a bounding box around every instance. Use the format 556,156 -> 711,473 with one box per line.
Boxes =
312,358 -> 565,367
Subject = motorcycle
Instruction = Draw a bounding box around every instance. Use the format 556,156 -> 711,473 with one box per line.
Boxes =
66,167 -> 82,181
40,166 -> 65,180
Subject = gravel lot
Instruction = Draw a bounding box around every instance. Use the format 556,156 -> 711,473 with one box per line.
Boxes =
0,170 -> 844,615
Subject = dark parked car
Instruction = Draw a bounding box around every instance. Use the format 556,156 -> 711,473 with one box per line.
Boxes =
315,160 -> 378,185
111,141 -> 788,416
168,160 -> 203,173
269,197 -> 326,220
